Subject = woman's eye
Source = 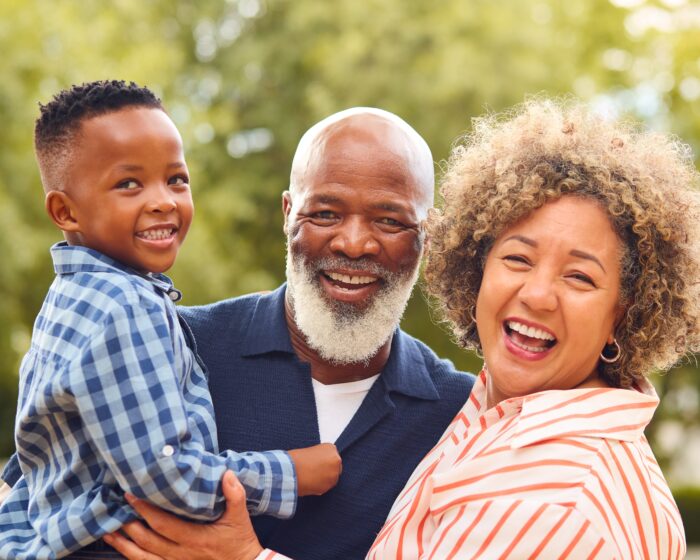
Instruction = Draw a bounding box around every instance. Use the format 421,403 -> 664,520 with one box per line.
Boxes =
169,175 -> 190,187
569,273 -> 596,286
116,179 -> 140,190
503,255 -> 530,265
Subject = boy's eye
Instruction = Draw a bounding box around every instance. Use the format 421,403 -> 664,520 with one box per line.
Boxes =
116,179 -> 140,190
169,175 -> 190,187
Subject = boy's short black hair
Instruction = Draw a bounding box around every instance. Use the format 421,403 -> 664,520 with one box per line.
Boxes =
35,80 -> 164,192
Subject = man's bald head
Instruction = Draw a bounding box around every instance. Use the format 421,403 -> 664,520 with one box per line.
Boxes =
289,108 -> 435,220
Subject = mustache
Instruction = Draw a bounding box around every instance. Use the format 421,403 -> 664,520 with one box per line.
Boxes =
307,256 -> 392,279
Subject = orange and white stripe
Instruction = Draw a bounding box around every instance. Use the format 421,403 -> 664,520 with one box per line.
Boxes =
367,370 -> 684,559
258,370 -> 685,560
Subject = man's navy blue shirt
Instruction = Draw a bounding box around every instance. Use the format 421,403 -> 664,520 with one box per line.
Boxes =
180,285 -> 475,560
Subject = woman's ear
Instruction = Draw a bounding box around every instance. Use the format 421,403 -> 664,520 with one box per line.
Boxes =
45,190 -> 80,232
609,304 -> 627,344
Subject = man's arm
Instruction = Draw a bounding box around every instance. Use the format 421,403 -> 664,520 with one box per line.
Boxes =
105,471 -> 272,560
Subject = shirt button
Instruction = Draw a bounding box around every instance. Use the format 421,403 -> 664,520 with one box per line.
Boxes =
162,445 -> 175,457
168,291 -> 180,301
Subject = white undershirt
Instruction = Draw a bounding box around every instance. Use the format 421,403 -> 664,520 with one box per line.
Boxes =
311,374 -> 380,443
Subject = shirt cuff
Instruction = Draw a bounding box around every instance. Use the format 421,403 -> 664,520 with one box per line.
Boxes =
245,449 -> 297,519
255,549 -> 293,560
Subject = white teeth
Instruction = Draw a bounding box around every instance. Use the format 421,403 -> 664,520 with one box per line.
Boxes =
507,321 -> 555,341
137,228 -> 174,241
326,271 -> 377,285
511,339 -> 549,353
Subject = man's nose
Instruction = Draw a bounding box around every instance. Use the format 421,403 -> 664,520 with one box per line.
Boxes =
519,270 -> 558,312
146,184 -> 177,213
328,217 -> 381,258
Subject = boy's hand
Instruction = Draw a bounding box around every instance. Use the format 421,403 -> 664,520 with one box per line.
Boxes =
288,443 -> 342,496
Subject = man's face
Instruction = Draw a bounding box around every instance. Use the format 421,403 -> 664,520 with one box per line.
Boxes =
61,107 -> 193,274
284,117 -> 428,363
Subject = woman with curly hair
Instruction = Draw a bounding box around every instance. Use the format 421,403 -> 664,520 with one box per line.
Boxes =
365,99 -> 698,559
112,100 -> 698,559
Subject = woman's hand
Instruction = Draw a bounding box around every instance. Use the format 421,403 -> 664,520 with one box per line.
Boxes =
104,471 -> 263,560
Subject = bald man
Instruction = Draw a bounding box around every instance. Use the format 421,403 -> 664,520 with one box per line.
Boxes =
61,108 -> 475,559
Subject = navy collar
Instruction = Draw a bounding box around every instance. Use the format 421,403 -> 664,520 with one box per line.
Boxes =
241,284 -> 439,401
50,242 -> 182,301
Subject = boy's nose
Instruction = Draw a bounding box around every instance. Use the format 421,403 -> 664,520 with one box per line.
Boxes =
147,186 -> 177,213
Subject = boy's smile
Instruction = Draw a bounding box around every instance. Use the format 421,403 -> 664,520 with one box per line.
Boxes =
55,107 -> 193,274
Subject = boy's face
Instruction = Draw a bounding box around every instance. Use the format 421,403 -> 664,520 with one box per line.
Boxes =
61,107 -> 193,274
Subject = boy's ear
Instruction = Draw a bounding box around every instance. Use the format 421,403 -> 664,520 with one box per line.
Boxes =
45,190 -> 80,232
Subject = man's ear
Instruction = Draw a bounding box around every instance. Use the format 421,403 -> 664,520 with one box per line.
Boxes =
282,190 -> 293,236
45,190 -> 80,232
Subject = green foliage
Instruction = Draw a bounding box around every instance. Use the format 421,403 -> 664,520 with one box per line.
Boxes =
673,486 -> 700,543
1,1 -> 699,498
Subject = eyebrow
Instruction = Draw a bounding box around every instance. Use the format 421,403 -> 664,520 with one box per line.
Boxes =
116,162 -> 186,172
310,194 -> 343,205
503,234 -> 606,272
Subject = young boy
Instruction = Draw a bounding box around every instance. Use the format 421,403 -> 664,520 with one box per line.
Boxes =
0,81 -> 341,559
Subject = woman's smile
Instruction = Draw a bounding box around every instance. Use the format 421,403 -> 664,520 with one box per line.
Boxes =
476,196 -> 623,407
502,317 -> 557,360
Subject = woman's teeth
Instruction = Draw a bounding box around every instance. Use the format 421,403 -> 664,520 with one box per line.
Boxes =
326,271 -> 377,285
507,320 -> 555,341
137,228 -> 174,240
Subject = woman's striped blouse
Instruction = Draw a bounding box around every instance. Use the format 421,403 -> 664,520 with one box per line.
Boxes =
260,370 -> 685,559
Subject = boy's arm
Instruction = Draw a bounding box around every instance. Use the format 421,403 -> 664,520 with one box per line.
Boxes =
68,301 -> 296,520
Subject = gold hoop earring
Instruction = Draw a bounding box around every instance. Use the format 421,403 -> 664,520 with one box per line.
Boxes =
600,339 -> 621,364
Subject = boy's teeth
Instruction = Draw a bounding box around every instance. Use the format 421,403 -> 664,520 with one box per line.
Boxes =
326,271 -> 377,285
138,228 -> 174,240
507,320 -> 555,341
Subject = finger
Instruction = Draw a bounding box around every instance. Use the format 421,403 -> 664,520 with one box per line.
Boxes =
220,470 -> 247,525
118,520 -> 179,558
220,471 -> 264,558
103,532 -> 164,560
125,494 -> 193,543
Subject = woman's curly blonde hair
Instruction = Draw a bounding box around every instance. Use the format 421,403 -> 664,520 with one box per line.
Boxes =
424,99 -> 700,388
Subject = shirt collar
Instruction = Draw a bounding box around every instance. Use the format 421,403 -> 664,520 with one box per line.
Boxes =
469,370 -> 659,448
240,283 -> 440,401
50,242 -> 181,301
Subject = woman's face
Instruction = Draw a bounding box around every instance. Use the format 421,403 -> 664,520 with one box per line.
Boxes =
476,196 -> 623,406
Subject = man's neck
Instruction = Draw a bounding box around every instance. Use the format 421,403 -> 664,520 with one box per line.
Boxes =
284,293 -> 392,385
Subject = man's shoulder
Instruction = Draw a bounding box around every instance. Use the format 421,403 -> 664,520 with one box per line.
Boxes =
179,290 -> 268,327
394,328 -> 476,393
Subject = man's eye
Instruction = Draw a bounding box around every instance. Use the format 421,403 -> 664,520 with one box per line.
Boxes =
169,175 -> 190,187
116,179 -> 140,190
313,211 -> 337,220
379,217 -> 402,227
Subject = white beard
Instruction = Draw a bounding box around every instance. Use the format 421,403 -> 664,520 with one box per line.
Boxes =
286,250 -> 420,365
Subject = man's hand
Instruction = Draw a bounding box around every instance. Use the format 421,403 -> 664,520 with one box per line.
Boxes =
288,443 -> 342,496
103,471 -> 263,560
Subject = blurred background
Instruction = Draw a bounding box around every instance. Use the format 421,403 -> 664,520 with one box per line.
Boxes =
1,0 -> 699,543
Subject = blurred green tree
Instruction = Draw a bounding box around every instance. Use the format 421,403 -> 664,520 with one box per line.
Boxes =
0,0 -> 698,488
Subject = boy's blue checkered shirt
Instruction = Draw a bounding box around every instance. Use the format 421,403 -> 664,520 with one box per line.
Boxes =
0,243 -> 297,559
